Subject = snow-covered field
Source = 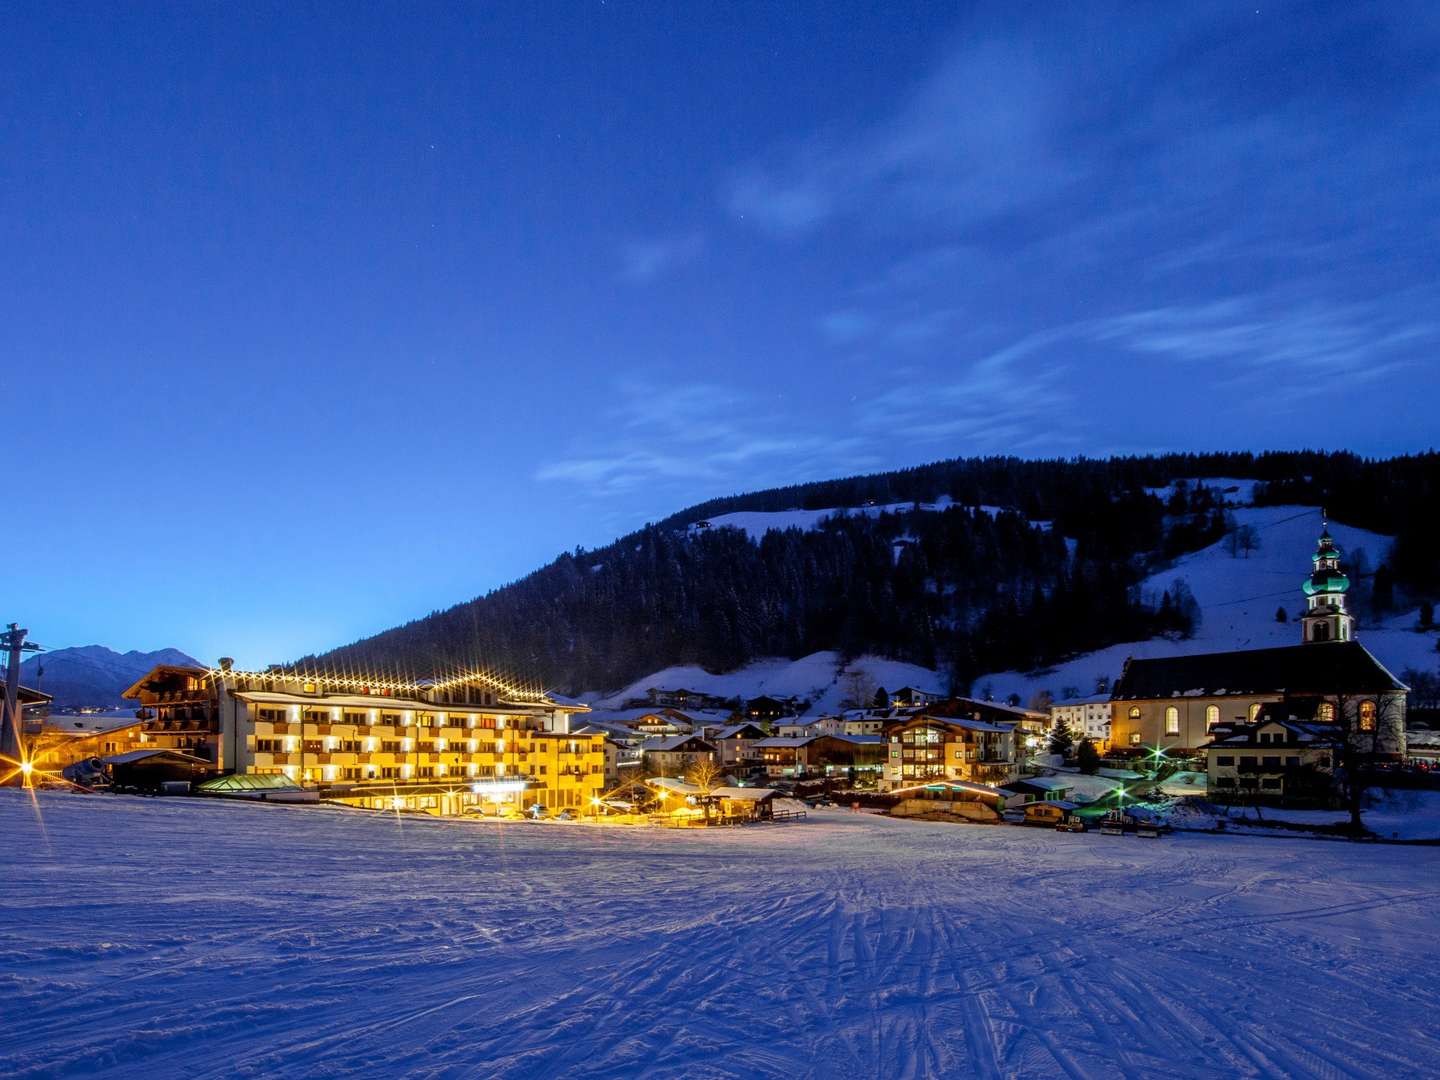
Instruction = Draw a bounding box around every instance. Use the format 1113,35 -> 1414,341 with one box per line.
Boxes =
5,792 -> 1440,1079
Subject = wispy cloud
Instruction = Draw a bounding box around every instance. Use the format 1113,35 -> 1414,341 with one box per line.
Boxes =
727,39 -> 1075,236
618,232 -> 705,283
1089,296 -> 1437,388
535,380 -> 878,507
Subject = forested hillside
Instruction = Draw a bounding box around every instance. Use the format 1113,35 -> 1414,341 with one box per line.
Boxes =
307,452 -> 1439,694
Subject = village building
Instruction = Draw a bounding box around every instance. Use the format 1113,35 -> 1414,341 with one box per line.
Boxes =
1204,713 -> 1342,805
24,714 -> 148,775
1110,525 -> 1408,758
121,660 -> 602,816
881,711 -> 1018,789
891,686 -> 944,707
774,716 -> 821,738
743,695 -> 796,721
1049,698 -> 1111,748
809,709 -> 890,737
640,687 -> 734,712
638,734 -> 718,778
705,722 -> 768,768
752,734 -> 885,780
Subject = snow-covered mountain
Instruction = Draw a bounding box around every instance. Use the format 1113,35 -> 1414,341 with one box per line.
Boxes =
19,645 -> 201,711
587,491 -> 1439,713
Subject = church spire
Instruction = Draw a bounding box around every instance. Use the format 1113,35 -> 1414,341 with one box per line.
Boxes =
1300,513 -> 1354,644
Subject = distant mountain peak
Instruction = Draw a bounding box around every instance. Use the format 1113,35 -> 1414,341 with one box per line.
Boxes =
19,644 -> 202,710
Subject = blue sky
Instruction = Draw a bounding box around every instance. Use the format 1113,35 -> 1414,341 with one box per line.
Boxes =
6,1 -> 1438,667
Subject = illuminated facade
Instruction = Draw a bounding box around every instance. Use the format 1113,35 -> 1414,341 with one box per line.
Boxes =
123,662 -> 603,815
881,716 -> 1017,789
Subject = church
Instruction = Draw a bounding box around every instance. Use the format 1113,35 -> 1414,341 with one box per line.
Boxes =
1109,523 -> 1408,759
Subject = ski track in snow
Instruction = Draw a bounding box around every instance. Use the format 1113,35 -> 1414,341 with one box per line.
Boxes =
4,792 -> 1440,1079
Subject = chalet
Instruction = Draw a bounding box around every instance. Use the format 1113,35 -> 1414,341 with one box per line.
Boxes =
891,686 -> 944,707
811,709 -> 889,737
881,707 -> 1022,790
707,722 -> 768,768
638,734 -> 718,777
1204,714 -> 1343,805
752,734 -> 885,780
744,695 -> 795,721
1110,525 -> 1408,759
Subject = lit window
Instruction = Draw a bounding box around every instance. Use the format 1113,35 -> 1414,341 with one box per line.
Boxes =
1129,732 -> 1142,747
1359,701 -> 1376,732
1128,706 -> 1141,721
1205,704 -> 1220,730
1248,703 -> 1262,722
1316,702 -> 1335,723
1164,707 -> 1180,736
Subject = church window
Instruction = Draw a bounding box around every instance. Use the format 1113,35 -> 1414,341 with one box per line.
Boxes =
1205,704 -> 1220,730
1164,707 -> 1180,736
1359,701 -> 1376,732
1129,732 -> 1142,747
1316,702 -> 1335,723
1128,706 -> 1141,721
1248,703 -> 1262,722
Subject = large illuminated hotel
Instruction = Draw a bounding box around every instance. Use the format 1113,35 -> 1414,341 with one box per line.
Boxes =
122,659 -> 603,815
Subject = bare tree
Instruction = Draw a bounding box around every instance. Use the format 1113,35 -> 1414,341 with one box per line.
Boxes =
1327,690 -> 1405,835
839,667 -> 876,711
1227,523 -> 1261,558
685,758 -> 726,824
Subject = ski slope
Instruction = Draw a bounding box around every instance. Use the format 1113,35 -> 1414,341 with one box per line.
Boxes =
4,792 -> 1439,1078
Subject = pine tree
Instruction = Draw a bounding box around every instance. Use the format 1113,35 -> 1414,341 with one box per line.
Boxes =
1047,718 -> 1074,758
1076,737 -> 1100,774
872,686 -> 890,709
1275,605 -> 1288,623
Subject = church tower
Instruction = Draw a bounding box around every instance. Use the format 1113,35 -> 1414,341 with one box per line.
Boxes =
1301,518 -> 1355,644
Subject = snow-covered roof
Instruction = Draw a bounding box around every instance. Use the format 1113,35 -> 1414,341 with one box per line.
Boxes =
645,777 -> 700,794
709,786 -> 776,801
752,736 -> 815,748
639,735 -> 714,753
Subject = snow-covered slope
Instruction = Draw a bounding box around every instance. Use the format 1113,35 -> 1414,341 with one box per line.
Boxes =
589,651 -> 943,714
596,500 -> 1438,711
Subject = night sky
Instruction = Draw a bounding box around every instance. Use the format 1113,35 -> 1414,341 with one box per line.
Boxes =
7,2 -> 1438,667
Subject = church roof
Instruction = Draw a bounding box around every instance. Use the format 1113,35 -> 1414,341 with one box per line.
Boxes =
1111,641 -> 1407,700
